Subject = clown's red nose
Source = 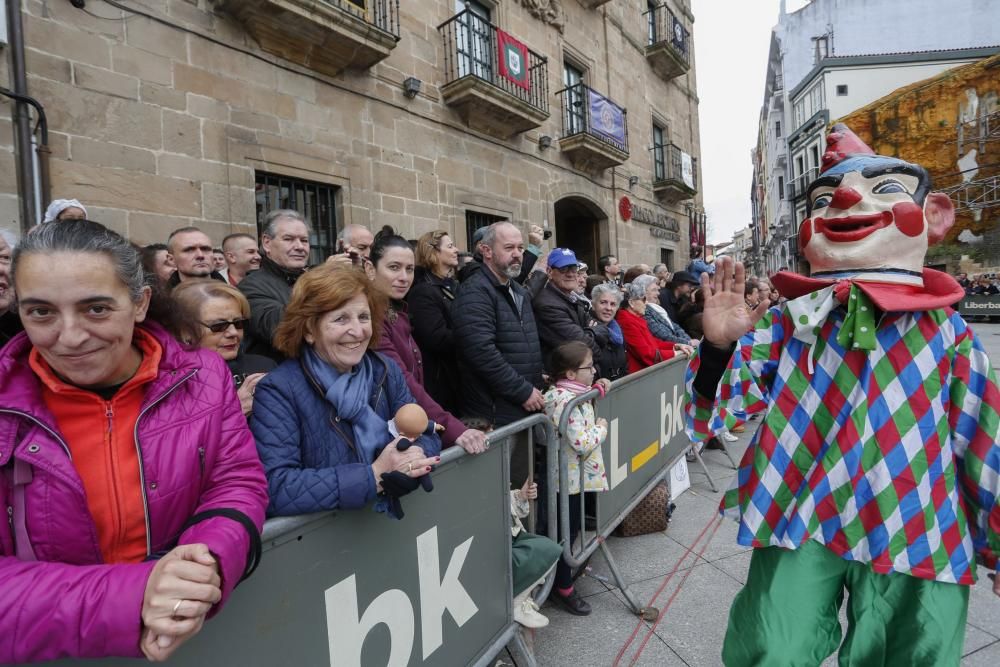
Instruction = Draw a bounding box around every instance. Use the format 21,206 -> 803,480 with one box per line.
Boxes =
829,185 -> 863,210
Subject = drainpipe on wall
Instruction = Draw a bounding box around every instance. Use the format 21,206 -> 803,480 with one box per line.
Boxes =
5,0 -> 41,235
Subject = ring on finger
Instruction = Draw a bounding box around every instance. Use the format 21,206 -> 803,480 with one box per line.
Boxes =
172,599 -> 183,616
406,462 -> 412,473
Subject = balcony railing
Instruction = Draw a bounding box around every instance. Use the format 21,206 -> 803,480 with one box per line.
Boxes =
652,142 -> 697,201
212,0 -> 400,77
558,83 -> 628,152
439,10 -> 549,115
643,3 -> 691,81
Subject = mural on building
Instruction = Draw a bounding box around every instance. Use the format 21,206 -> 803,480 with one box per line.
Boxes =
837,54 -> 1000,261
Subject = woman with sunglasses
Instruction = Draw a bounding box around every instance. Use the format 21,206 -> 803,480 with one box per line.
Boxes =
173,280 -> 276,416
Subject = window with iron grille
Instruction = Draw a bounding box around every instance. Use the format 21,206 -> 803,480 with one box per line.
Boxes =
465,210 -> 507,251
652,123 -> 666,181
254,172 -> 339,265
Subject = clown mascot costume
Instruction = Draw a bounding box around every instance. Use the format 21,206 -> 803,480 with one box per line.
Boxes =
686,124 -> 1000,665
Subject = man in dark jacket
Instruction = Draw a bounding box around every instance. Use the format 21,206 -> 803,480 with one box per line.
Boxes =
239,210 -> 310,361
532,247 -> 599,364
659,269 -> 700,324
166,227 -> 226,287
453,222 -> 545,428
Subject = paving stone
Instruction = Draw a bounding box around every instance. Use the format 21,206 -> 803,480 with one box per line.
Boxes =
963,624 -> 999,657
664,486 -> 749,563
586,530 -> 707,589
966,572 -> 1000,640
535,590 -> 688,666
615,561 -> 743,667
962,640 -> 1000,666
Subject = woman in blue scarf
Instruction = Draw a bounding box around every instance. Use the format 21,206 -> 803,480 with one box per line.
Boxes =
251,264 -> 441,518
589,283 -> 627,381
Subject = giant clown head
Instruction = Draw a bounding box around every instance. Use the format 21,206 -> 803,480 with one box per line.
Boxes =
799,124 -> 955,283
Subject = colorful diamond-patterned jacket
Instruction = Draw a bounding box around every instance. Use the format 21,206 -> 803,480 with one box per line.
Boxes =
685,291 -> 1000,585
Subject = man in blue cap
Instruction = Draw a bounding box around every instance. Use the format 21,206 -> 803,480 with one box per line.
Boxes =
532,247 -> 600,363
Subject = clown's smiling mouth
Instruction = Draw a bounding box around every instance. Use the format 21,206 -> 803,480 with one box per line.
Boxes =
816,211 -> 893,242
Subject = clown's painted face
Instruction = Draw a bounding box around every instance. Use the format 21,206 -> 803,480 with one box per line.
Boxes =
799,159 -> 931,276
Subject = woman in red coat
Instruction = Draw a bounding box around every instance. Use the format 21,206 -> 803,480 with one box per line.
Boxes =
616,280 -> 693,373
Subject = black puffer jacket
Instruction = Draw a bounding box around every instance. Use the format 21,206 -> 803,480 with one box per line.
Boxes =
238,255 -> 305,362
532,281 -> 599,365
592,321 -> 627,381
453,265 -> 544,427
406,267 -> 460,413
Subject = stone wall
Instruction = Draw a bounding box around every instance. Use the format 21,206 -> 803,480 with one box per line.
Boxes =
0,0 -> 702,268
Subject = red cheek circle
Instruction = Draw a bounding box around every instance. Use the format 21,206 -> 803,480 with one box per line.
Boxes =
892,202 -> 924,237
799,219 -> 813,250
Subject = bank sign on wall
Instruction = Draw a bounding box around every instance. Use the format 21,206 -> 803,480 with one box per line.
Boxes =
619,196 -> 681,241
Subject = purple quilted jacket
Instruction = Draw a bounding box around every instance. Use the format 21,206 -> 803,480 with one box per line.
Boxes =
0,322 -> 269,663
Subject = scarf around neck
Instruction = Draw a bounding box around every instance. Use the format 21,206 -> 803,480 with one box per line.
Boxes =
302,345 -> 389,466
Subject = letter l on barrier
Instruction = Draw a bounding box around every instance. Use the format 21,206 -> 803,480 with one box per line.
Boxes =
325,575 -> 415,667
417,527 -> 479,660
609,418 -> 627,490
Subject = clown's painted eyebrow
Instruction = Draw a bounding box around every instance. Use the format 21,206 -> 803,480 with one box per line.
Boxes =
861,163 -> 922,181
807,175 -> 842,198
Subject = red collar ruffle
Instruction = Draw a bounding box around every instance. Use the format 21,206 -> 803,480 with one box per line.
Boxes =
770,268 -> 964,312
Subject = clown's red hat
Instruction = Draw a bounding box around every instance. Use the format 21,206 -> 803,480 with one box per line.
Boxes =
821,123 -> 875,172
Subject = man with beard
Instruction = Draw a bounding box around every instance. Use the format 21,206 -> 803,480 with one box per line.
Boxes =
453,222 -> 545,429
0,230 -> 22,345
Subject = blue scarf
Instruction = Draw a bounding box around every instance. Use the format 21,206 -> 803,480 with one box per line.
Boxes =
302,346 -> 390,467
607,320 -> 624,346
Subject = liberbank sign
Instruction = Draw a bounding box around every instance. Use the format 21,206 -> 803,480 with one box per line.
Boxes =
619,196 -> 680,241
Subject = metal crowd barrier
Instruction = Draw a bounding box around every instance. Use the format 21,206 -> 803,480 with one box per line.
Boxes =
35,416 -> 559,667
556,357 -> 691,620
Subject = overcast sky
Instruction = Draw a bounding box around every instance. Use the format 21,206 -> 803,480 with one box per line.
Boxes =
691,0 -> 809,244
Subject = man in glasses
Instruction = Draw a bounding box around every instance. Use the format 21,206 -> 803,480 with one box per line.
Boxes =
532,247 -> 599,363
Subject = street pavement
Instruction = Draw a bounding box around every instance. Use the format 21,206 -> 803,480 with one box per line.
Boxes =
518,321 -> 1000,667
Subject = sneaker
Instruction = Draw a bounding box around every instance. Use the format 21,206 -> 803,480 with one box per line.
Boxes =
514,597 -> 549,628
552,589 -> 592,616
721,431 -> 739,442
686,449 -> 697,462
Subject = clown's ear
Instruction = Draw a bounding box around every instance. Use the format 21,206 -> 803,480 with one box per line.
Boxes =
924,192 -> 955,245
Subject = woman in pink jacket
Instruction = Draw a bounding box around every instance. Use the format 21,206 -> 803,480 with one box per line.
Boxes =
0,220 -> 268,663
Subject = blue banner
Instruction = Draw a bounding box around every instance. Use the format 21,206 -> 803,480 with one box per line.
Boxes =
587,89 -> 626,146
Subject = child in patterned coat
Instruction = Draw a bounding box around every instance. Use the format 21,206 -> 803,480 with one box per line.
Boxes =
687,125 -> 1000,665
543,341 -> 610,616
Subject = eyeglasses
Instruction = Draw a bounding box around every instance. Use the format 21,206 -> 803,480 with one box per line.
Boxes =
577,365 -> 596,373
201,318 -> 249,333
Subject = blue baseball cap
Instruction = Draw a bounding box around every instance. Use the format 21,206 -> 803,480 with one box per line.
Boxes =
548,247 -> 579,269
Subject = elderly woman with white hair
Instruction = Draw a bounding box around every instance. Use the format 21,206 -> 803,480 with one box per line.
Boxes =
632,274 -> 692,345
616,280 -> 693,374
42,198 -> 88,223
589,282 -> 627,381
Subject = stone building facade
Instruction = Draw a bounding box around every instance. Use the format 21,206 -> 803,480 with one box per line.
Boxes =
1,0 -> 703,270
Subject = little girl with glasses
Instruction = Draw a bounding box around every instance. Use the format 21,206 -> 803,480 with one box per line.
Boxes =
542,340 -> 610,616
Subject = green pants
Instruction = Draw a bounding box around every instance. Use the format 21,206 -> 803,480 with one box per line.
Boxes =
723,540 -> 969,666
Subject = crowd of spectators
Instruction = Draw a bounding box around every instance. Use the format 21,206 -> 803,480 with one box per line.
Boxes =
956,271 -> 1000,295
0,204 -> 750,660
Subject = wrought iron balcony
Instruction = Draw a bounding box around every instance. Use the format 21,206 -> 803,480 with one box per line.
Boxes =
652,143 -> 697,201
211,0 -> 400,77
643,3 -> 691,81
438,10 -> 549,138
556,83 -> 629,171
788,167 -> 818,201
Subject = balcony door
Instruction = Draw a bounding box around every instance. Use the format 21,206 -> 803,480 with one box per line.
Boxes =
456,0 -> 493,81
653,123 -> 666,181
563,62 -> 585,136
